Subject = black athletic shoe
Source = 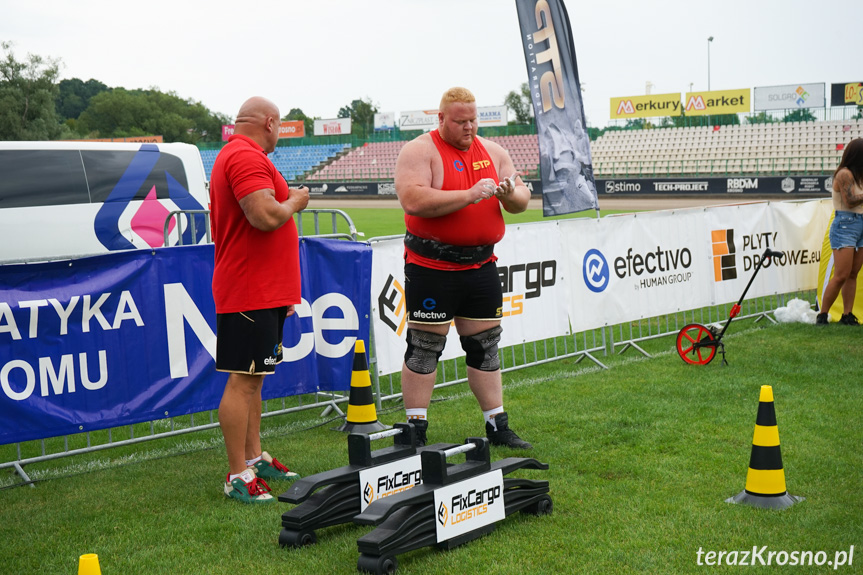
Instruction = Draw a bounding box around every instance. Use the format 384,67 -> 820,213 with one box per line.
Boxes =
816,313 -> 829,325
839,313 -> 859,326
409,419 -> 428,447
486,412 -> 532,449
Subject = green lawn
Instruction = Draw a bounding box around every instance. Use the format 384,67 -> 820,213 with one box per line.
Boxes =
2,322 -> 860,574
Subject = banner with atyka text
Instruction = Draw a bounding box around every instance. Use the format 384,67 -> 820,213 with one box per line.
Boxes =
514,0 -> 598,216
0,239 -> 371,444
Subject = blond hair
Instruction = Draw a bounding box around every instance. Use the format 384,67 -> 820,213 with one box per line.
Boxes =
439,87 -> 476,112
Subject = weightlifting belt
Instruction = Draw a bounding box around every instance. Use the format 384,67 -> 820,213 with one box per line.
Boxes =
404,232 -> 494,265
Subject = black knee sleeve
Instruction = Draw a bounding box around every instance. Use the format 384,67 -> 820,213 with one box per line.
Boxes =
404,328 -> 446,374
460,325 -> 502,371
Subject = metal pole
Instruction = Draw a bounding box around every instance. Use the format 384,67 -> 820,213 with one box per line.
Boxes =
707,36 -> 714,91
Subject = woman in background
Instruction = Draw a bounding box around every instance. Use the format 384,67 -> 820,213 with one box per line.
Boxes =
818,138 -> 863,325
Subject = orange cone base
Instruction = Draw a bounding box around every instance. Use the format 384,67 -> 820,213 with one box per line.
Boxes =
335,420 -> 388,433
726,490 -> 803,509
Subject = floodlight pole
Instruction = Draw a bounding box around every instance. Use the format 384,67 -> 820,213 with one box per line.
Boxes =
707,36 -> 714,91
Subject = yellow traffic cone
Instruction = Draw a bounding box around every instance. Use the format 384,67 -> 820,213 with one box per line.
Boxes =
726,385 -> 803,509
336,340 -> 387,433
78,553 -> 101,575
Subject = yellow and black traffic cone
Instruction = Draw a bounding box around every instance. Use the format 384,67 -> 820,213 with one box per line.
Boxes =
78,553 -> 101,575
336,340 -> 388,433
726,385 -> 803,509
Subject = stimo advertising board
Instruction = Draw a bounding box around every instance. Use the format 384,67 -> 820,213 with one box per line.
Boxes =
302,177 -> 831,197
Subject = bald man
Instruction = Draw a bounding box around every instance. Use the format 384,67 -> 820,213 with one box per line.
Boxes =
210,97 -> 309,504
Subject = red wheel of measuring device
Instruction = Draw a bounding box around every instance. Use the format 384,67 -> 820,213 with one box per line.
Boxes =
676,323 -> 717,365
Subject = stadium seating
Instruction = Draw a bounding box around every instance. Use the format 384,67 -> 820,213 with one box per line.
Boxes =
199,143 -> 351,181
199,119 -> 862,182
306,134 -> 541,182
590,119 -> 862,177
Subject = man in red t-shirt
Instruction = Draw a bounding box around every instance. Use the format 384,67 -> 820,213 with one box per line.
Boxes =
394,87 -> 533,449
210,96 -> 309,504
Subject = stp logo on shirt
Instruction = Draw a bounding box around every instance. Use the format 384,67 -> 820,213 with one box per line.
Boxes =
472,160 -> 491,170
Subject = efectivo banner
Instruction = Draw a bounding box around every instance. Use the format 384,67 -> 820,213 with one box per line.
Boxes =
370,201 -> 829,375
514,0 -> 599,217
684,89 -> 750,116
610,93 -> 683,119
564,200 -> 830,332
0,239 -> 372,444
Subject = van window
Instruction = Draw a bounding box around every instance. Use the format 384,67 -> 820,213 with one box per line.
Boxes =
82,150 -> 190,203
0,150 -> 90,208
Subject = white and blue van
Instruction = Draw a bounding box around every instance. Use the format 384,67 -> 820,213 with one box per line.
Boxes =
0,141 -> 210,263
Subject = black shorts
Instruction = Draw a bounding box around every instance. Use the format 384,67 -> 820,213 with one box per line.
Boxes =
404,261 -> 503,324
216,307 -> 288,374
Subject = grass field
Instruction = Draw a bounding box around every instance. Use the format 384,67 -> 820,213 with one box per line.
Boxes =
2,206 -> 860,574
1,322 -> 861,574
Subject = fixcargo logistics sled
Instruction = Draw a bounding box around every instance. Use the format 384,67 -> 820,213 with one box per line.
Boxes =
0,141 -> 210,264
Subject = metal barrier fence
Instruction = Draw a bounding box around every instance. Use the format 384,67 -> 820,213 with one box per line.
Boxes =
0,208 -> 815,487
0,209 -> 358,487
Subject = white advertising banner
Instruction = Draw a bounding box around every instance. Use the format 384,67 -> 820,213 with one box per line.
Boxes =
703,201 -> 829,305
314,117 -> 352,136
358,455 -> 423,512
563,209 -> 712,332
753,83 -> 826,111
477,106 -> 508,127
370,221 -> 570,376
374,112 -> 395,132
399,110 -> 438,132
433,469 -> 505,543
370,200 -> 829,375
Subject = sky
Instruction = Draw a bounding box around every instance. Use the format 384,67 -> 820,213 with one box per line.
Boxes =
1,0 -> 860,128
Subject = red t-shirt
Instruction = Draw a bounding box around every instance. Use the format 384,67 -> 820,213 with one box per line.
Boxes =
404,130 -> 505,271
210,134 -> 300,313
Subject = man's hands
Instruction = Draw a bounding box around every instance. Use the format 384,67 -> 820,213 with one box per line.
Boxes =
470,178 -> 498,204
468,173 -> 524,205
289,185 -> 310,212
494,173 -> 520,199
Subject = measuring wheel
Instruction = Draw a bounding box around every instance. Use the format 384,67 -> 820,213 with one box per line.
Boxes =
676,323 -> 719,365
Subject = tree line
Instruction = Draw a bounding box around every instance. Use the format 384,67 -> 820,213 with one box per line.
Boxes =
0,43 -> 389,143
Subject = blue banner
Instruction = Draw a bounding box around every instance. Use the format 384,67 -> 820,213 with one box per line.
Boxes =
0,239 -> 371,444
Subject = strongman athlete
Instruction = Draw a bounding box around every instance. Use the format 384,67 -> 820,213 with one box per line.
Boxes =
393,86 -> 532,449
